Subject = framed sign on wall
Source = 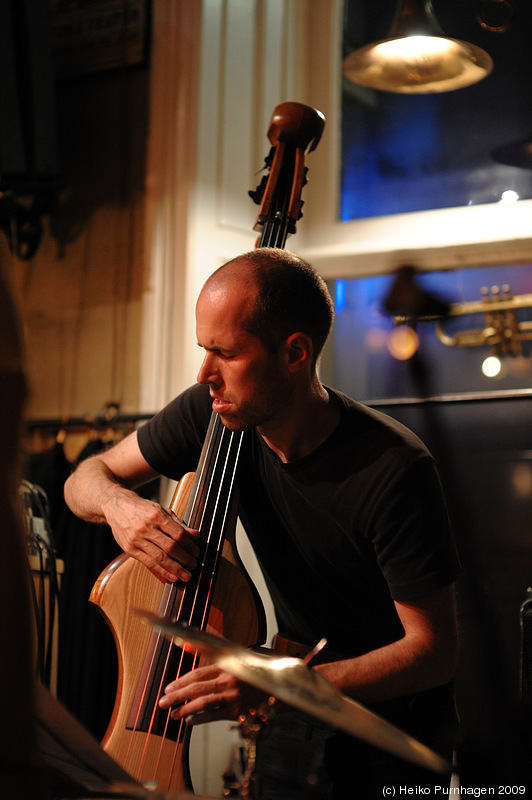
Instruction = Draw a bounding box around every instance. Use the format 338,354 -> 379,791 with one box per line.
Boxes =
49,0 -> 149,78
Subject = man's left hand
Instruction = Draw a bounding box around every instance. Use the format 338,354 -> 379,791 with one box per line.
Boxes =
159,663 -> 271,725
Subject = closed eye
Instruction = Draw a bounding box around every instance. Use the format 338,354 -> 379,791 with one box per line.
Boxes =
197,344 -> 236,359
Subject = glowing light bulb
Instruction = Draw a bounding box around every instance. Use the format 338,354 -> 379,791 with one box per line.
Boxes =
499,190 -> 519,204
387,326 -> 419,360
482,356 -> 502,377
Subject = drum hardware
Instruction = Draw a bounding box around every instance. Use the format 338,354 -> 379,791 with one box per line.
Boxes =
227,698 -> 277,799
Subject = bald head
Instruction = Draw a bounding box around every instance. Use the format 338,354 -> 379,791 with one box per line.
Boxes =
203,248 -> 334,364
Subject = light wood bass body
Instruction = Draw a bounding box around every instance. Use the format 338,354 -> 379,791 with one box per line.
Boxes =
90,475 -> 266,793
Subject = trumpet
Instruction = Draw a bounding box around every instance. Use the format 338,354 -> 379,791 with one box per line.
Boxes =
394,285 -> 532,357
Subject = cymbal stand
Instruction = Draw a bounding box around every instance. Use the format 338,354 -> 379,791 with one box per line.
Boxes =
232,697 -> 277,799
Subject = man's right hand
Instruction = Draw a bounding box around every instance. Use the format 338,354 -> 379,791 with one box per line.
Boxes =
102,491 -> 200,584
64,429 -> 201,584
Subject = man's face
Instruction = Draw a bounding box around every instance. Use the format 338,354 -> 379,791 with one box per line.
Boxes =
195,280 -> 290,432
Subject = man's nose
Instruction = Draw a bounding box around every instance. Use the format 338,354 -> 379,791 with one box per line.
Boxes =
197,353 -> 216,385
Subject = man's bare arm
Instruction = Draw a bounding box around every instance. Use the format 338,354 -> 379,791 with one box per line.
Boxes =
315,583 -> 458,704
64,431 -> 199,583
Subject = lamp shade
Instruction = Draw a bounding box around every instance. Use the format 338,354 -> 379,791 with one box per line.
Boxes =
343,0 -> 493,94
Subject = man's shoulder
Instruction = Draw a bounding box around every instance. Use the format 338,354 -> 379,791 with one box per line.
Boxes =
328,387 -> 430,456
148,383 -> 213,441
136,384 -> 213,478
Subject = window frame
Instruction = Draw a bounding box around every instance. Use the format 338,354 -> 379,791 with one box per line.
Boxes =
298,0 -> 532,280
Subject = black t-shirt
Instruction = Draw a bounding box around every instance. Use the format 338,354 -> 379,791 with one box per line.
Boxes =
137,383 -> 459,657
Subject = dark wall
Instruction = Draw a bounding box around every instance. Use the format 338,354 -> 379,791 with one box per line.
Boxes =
378,396 -> 532,787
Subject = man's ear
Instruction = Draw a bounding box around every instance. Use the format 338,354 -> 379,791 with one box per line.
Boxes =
285,332 -> 313,371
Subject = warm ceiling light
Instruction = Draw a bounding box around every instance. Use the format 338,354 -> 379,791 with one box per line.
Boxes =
343,0 -> 493,94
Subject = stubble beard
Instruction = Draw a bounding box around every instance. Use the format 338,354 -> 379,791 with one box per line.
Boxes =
216,385 -> 287,434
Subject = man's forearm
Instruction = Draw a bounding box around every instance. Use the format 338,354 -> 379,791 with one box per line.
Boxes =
64,456 -> 134,525
64,446 -> 200,584
316,586 -> 458,705
316,634 -> 453,706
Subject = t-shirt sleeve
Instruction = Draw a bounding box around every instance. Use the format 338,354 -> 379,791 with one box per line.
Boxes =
137,383 -> 213,480
371,456 -> 460,602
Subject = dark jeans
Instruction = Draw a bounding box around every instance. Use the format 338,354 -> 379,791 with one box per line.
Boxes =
254,712 -> 334,799
254,685 -> 457,799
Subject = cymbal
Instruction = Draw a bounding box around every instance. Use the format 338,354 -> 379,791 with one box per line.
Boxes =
137,612 -> 450,775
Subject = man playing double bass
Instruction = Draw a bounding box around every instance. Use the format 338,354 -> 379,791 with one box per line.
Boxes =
65,247 -> 460,798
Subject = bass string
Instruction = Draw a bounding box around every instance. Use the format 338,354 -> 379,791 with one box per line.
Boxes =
144,189 -> 287,777
122,556 -> 195,782
134,417 -> 243,784
161,424 -> 244,785
184,412 -> 223,530
186,426 -> 244,633
260,192 -> 289,249
124,415 -> 223,779
130,131 -> 294,776
133,588 -> 192,784
259,143 -> 294,250
133,198 -> 285,778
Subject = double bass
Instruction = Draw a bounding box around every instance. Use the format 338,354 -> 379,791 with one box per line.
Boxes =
90,101 -> 325,794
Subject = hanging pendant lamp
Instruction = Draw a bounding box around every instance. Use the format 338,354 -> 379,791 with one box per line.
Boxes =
343,0 -> 493,94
